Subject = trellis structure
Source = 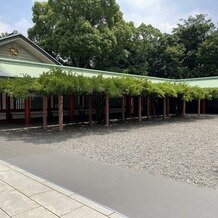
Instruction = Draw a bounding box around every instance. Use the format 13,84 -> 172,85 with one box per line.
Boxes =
0,58 -> 218,131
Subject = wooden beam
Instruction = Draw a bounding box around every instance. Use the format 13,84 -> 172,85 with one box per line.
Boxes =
88,95 -> 92,125
69,95 -> 74,122
198,99 -> 201,116
58,95 -> 64,131
122,96 -> 125,122
138,96 -> 142,122
147,97 -> 150,120
105,95 -> 109,126
24,98 -> 31,125
163,97 -> 167,119
42,96 -> 48,130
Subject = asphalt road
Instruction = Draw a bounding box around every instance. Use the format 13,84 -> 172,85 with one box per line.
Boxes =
0,135 -> 218,218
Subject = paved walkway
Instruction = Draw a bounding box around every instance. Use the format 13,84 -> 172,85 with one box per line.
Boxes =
0,161 -> 124,218
0,135 -> 218,218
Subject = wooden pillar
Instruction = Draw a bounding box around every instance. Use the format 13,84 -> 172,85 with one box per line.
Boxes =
88,95 -> 92,125
122,96 -> 125,122
138,96 -> 142,122
105,95 -> 109,126
69,95 -> 74,122
198,99 -> 201,116
42,96 -> 48,130
0,93 -> 2,110
163,97 -> 167,119
126,96 -> 132,118
182,100 -> 186,117
24,97 -> 31,125
167,97 -> 170,117
47,96 -> 52,118
6,95 -> 11,122
146,97 -> 150,120
58,95 -> 64,131
201,99 -> 206,114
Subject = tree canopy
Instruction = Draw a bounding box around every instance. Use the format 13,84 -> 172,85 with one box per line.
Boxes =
0,1 -> 216,79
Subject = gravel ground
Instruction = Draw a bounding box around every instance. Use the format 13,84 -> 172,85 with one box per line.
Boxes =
1,115 -> 217,190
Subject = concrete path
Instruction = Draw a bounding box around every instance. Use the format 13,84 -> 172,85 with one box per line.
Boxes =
0,136 -> 218,218
0,161 -> 124,218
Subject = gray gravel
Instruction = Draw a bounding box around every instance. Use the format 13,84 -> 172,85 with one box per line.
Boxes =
1,115 -> 218,190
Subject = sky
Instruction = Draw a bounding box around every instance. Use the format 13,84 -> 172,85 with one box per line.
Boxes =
0,0 -> 217,36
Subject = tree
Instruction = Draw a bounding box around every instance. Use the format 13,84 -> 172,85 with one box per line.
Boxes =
172,14 -> 217,77
196,32 -> 218,76
28,0 -> 123,68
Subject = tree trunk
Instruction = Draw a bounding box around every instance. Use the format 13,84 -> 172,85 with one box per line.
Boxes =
24,97 -> 31,125
122,96 -> 125,122
42,96 -> 48,130
138,96 -> 142,122
88,95 -> 92,125
58,95 -> 64,131
105,95 -> 109,126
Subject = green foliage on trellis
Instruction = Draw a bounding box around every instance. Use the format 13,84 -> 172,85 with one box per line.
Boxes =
0,69 -> 217,101
0,76 -> 39,99
205,88 -> 218,99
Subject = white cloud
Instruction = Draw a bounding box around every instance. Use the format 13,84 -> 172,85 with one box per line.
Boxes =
14,18 -> 32,35
0,21 -> 13,33
116,0 -> 208,33
32,0 -> 46,2
0,19 -> 32,36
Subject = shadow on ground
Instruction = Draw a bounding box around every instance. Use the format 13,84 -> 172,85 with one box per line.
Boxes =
0,114 -> 216,145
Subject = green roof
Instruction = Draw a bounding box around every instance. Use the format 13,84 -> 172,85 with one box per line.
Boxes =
176,77 -> 218,88
0,57 -> 218,88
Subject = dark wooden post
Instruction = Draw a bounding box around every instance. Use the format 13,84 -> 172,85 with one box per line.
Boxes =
198,99 -> 201,116
88,95 -> 92,125
138,96 -> 142,122
6,95 -> 11,122
146,97 -> 150,120
126,96 -> 132,118
42,96 -> 48,130
163,97 -> 167,119
58,95 -> 64,131
201,99 -> 206,114
69,95 -> 74,122
47,96 -> 52,119
105,95 -> 109,126
182,100 -> 186,117
167,97 -> 170,117
122,96 -> 125,122
0,93 -> 2,110
24,97 -> 31,125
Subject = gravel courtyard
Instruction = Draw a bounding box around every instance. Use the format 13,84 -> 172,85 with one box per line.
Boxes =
1,115 -> 217,190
